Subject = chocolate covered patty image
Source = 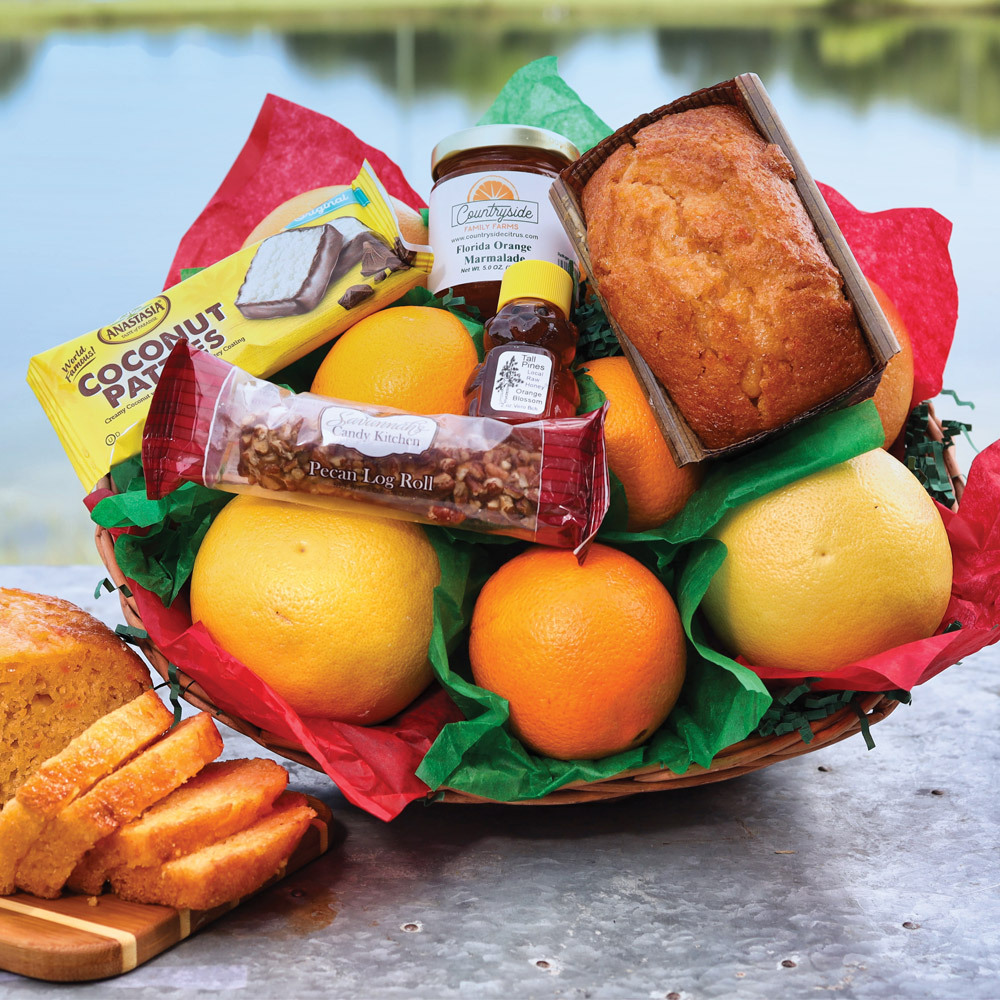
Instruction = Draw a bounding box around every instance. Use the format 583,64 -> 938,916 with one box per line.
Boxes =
235,220 -> 408,320
235,224 -> 344,319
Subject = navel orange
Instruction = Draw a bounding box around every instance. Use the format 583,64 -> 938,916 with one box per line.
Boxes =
310,305 -> 478,415
585,356 -> 701,531
869,279 -> 915,448
190,496 -> 440,724
468,543 -> 686,760
701,448 -> 953,673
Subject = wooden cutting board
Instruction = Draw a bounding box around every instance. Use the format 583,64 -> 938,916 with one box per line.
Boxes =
0,796 -> 335,983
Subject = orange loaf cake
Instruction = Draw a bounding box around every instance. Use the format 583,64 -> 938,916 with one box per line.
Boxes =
582,105 -> 873,450
109,791 -> 317,911
68,758 -> 289,895
14,712 -> 223,898
0,588 -> 152,804
0,690 -> 172,895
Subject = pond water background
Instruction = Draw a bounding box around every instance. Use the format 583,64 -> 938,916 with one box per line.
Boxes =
1,10 -> 998,562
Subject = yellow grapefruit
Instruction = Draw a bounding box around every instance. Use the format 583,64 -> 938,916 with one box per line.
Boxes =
190,496 -> 440,723
701,448 -> 953,673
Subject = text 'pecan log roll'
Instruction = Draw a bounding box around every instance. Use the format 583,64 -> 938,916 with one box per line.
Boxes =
142,342 -> 609,554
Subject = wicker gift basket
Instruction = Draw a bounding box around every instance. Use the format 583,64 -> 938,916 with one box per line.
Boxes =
93,404 -> 966,806
87,76 -> 973,809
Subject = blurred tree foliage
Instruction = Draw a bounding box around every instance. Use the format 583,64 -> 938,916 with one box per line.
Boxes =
655,21 -> 1000,136
0,41 -> 33,99
281,28 -> 566,101
277,18 -> 1000,137
282,30 -> 395,83
2,13 -> 998,137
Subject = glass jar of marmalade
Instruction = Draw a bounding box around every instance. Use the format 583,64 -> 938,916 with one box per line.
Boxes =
428,124 -> 581,318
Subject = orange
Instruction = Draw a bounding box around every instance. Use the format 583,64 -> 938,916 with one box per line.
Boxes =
585,356 -> 701,531
310,306 -> 478,415
468,543 -> 686,760
190,496 -> 440,724
701,448 -> 953,673
869,278 -> 915,448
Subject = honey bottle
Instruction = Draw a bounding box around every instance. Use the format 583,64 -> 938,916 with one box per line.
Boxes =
465,260 -> 580,423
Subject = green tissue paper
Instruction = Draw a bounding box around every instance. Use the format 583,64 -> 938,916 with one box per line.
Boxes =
477,56 -> 613,153
92,457 -> 231,606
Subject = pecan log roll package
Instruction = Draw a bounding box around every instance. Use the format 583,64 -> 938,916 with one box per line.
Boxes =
142,341 -> 609,555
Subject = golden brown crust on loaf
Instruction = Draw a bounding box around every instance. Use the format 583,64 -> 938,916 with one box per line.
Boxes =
109,791 -> 316,911
67,758 -> 288,894
0,691 -> 171,895
582,105 -> 872,449
14,691 -> 172,816
0,800 -> 42,897
0,589 -> 152,804
15,713 -> 222,898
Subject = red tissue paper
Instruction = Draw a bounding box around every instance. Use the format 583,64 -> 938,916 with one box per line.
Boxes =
818,182 -> 958,410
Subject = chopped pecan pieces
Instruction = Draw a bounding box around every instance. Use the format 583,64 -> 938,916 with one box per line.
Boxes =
236,419 -> 543,534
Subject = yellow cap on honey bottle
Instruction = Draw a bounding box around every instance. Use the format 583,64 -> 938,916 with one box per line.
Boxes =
496,260 -> 573,316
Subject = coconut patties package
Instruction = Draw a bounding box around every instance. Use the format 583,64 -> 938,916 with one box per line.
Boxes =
27,161 -> 433,491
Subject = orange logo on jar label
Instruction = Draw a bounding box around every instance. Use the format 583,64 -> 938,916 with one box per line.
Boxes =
451,174 -> 538,228
98,296 -> 170,345
467,176 -> 519,202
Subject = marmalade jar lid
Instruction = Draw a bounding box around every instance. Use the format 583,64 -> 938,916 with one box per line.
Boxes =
431,124 -> 581,180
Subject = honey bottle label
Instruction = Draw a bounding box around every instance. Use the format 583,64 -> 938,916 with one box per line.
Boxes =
485,346 -> 554,417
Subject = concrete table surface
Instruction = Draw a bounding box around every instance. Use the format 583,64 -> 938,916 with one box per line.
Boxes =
1,564 -> 998,1000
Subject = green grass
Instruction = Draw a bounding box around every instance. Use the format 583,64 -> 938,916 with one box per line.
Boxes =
2,0 -> 997,39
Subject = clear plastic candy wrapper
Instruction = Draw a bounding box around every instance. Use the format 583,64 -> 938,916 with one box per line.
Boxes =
142,341 -> 609,554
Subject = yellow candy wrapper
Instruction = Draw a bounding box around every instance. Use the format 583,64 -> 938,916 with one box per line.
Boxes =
27,161 -> 433,490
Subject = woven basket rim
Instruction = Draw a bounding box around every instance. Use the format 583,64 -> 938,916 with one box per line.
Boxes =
94,405 -> 964,806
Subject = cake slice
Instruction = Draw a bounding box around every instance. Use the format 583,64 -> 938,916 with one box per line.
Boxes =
0,690 -> 172,895
109,791 -> 317,910
67,758 -> 289,894
14,712 -> 222,898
